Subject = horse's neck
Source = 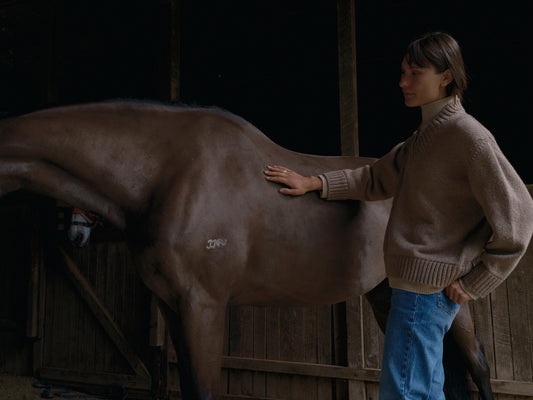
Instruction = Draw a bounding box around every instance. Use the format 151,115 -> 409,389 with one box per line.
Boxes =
1,114 -> 144,227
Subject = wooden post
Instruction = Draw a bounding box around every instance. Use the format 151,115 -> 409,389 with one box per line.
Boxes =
337,0 -> 359,157
337,1 -> 365,398
169,0 -> 181,101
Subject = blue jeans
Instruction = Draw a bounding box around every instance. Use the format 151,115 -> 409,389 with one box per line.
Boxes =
379,289 -> 460,399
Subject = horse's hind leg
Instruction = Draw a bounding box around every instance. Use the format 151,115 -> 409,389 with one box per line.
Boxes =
449,305 -> 493,400
157,296 -> 226,400
364,278 -> 392,333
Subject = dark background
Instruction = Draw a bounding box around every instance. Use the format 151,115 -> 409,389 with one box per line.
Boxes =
1,0 -> 531,181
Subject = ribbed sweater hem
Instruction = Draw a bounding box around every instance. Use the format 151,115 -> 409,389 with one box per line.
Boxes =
385,254 -> 466,289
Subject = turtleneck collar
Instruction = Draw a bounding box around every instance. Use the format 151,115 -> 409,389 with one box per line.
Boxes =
419,96 -> 458,131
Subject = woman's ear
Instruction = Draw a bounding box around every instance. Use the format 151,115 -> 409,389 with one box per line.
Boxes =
441,69 -> 453,87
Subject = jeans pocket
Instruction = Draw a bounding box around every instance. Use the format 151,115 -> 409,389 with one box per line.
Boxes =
437,291 -> 460,316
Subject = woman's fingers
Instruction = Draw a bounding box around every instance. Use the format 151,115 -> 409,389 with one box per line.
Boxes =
264,165 -> 292,181
264,165 -> 307,196
265,165 -> 290,176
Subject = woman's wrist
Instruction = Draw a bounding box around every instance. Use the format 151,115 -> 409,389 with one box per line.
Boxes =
306,176 -> 323,192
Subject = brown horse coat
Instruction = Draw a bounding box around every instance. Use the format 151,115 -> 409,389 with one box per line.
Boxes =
0,101 -> 491,399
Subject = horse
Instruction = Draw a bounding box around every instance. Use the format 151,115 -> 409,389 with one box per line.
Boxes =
0,101 -> 492,400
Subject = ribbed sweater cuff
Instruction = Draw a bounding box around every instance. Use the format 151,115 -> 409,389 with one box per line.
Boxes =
460,263 -> 503,299
321,170 -> 350,200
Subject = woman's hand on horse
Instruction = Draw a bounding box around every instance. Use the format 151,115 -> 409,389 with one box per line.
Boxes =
264,165 -> 323,196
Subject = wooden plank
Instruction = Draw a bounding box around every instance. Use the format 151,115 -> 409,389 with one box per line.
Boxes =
58,248 -> 151,382
27,218 -> 44,339
38,366 -> 151,389
220,307 -> 230,393
223,356 -> 380,382
337,0 -> 359,157
490,379 -> 533,397
294,307 -> 319,400
264,307 -> 282,399
228,305 -> 254,396
94,244 -> 107,373
333,301 -> 349,398
345,298 -> 366,399
317,305 -> 333,400
252,306 -> 267,397
362,296 -> 383,369
169,0 -> 180,101
491,282 -> 513,382
103,243 -> 115,372
68,243 -> 93,375
45,262 -> 68,368
31,208 -> 47,376
365,382 -> 380,400
149,295 -> 165,347
337,0 -> 363,393
507,244 -> 533,383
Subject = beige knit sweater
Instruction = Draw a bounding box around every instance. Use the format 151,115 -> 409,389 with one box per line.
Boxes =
319,97 -> 533,298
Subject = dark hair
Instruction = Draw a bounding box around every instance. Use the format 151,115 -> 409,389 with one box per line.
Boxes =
405,32 -> 467,101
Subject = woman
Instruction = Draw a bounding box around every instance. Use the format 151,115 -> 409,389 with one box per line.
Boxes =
264,32 -> 533,399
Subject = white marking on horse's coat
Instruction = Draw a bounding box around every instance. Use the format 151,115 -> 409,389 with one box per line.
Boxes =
206,238 -> 228,250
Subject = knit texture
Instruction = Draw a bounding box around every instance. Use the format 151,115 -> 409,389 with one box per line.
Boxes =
320,99 -> 533,298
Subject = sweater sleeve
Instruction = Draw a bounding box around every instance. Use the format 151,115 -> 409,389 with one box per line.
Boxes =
319,141 -> 407,201
461,138 -> 533,298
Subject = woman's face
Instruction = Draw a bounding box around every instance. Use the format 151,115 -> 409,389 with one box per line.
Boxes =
399,57 -> 451,107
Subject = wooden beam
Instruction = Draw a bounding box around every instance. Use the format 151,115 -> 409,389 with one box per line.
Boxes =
490,379 -> 533,397
337,2 -> 363,397
27,215 -> 44,339
149,295 -> 165,347
222,356 -> 381,382
169,0 -> 181,101
36,366 -> 151,389
337,0 -> 359,157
